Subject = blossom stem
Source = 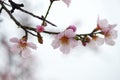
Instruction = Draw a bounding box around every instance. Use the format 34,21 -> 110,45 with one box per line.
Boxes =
42,1 -> 54,26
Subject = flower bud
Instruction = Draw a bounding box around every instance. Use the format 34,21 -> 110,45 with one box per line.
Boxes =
66,25 -> 77,32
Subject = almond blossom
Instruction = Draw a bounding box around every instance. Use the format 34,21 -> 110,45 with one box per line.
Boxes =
51,26 -> 78,53
97,17 -> 118,45
10,37 -> 37,58
62,0 -> 71,7
103,25 -> 117,45
88,36 -> 104,48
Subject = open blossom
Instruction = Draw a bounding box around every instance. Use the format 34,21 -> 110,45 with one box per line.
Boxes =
97,17 -> 118,45
51,26 -> 78,53
62,0 -> 71,7
10,37 -> 37,58
88,36 -> 104,48
36,25 -> 44,33
103,25 -> 117,45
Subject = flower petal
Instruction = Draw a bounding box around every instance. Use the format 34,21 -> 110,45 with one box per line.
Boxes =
51,39 -> 60,49
62,0 -> 71,7
110,30 -> 118,39
88,40 -> 97,48
57,32 -> 64,39
65,29 -> 76,38
21,48 -> 31,58
99,19 -> 108,28
108,24 -> 116,30
27,42 -> 37,49
60,44 -> 70,54
66,25 -> 77,32
96,37 -> 104,46
10,44 -> 21,53
69,39 -> 78,48
105,38 -> 115,46
10,37 -> 19,43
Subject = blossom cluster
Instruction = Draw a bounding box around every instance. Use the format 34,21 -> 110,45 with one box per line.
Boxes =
0,0 -> 117,57
10,17 -> 117,56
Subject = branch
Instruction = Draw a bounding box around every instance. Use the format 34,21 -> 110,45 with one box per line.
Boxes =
0,1 -> 59,36
2,1 -> 57,27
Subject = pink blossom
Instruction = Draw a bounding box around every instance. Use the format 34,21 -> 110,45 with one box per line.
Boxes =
10,37 -> 37,58
51,28 -> 78,54
62,0 -> 71,7
66,25 -> 76,32
103,25 -> 117,45
36,25 -> 44,33
97,17 -> 118,46
97,17 -> 108,29
88,36 -> 104,48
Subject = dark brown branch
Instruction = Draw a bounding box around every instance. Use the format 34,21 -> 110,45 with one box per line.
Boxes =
0,1 -> 59,35
2,1 -> 57,27
0,1 -> 22,26
19,8 -> 57,27
9,0 -> 24,13
0,0 -> 103,42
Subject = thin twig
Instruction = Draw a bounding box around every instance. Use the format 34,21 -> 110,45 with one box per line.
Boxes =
0,1 -> 59,35
2,1 -> 57,27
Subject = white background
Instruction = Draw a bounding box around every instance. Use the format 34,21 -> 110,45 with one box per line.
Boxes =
0,0 -> 120,80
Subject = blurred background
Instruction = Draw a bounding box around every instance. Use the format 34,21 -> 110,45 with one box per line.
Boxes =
0,0 -> 120,80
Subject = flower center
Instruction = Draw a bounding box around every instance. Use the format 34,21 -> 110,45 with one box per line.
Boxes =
60,36 -> 69,45
92,36 -> 97,40
19,40 -> 27,48
104,31 -> 111,37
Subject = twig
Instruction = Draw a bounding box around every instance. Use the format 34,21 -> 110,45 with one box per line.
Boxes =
2,1 -> 57,27
0,1 -> 59,36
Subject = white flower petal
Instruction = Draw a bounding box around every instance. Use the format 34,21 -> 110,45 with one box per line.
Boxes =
96,37 -> 104,46
51,39 -> 60,49
10,37 -> 19,43
27,42 -> 37,49
110,30 -> 118,39
99,19 -> 108,27
57,32 -> 64,39
69,39 -> 78,48
108,24 -> 116,30
10,44 -> 21,53
88,40 -> 97,48
60,44 -> 70,54
21,48 -> 31,58
105,38 -> 115,46
65,29 -> 76,38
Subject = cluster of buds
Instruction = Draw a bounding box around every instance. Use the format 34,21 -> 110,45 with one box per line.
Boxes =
76,17 -> 117,47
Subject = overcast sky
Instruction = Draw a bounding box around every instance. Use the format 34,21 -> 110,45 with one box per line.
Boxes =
0,0 -> 120,80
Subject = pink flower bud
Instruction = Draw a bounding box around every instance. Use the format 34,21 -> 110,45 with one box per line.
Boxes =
36,25 -> 44,33
66,25 -> 77,32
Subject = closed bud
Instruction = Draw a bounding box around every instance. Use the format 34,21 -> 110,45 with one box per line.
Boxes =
37,33 -> 43,44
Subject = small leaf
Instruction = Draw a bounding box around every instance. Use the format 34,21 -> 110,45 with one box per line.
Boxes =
37,33 -> 43,44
